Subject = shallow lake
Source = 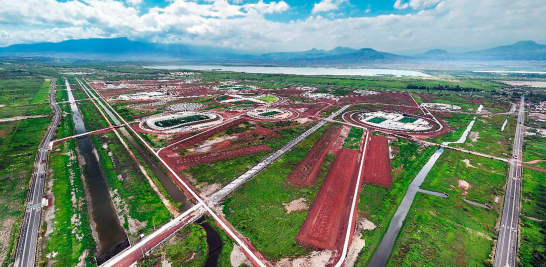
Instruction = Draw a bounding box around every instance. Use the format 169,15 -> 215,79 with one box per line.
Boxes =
145,65 -> 431,77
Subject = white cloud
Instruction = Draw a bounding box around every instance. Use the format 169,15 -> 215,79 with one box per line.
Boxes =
394,0 -> 409,9
0,0 -> 545,53
244,1 -> 289,14
394,0 -> 443,10
126,0 -> 142,7
0,27 -> 106,47
312,0 -> 347,14
409,0 -> 443,9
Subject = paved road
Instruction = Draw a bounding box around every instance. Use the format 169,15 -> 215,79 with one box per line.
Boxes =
100,204 -> 203,267
208,105 -> 350,205
494,96 -> 525,267
321,118 -> 509,163
79,78 -> 269,267
14,79 -> 61,267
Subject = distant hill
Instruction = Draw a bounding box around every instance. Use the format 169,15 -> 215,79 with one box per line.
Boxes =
423,49 -> 449,55
1,38 -> 545,63
0,37 -> 240,60
259,47 -> 404,65
261,46 -> 357,60
463,41 -> 546,60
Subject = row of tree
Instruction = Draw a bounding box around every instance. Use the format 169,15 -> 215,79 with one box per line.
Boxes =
406,84 -> 483,92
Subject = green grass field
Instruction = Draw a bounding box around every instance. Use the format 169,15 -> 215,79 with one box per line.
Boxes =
222,125 -> 334,260
79,100 -> 110,131
90,132 -> 171,240
40,139 -> 97,267
0,77 -> 47,107
54,103 -> 74,139
256,96 -> 279,103
519,168 -> 546,266
343,127 -> 363,150
201,72 -> 503,93
386,150 -> 507,266
432,113 -> 474,144
523,133 -> 546,170
165,224 -> 208,267
353,139 -> 436,266
137,224 -> 208,267
520,168 -> 546,221
55,88 -> 68,103
0,118 -> 51,266
418,93 -> 510,113
452,115 -> 516,157
386,193 -> 497,267
420,150 -> 507,205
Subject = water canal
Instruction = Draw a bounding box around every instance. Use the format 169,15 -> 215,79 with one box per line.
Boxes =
65,79 -> 129,264
78,78 -> 222,263
368,107 -> 481,266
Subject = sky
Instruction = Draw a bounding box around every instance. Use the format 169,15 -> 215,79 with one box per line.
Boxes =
0,0 -> 545,53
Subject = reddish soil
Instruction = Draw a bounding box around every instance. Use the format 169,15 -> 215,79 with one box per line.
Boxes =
214,140 -> 233,150
165,118 -> 246,152
278,103 -> 328,117
340,92 -> 415,106
174,145 -> 270,170
362,135 -> 393,188
91,80 -> 215,99
296,148 -> 360,250
305,103 -> 329,117
274,88 -> 308,97
163,133 -> 193,146
523,165 -> 546,173
254,125 -> 279,137
287,125 -> 342,186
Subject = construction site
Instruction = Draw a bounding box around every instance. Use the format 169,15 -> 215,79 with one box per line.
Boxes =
7,67 -> 534,267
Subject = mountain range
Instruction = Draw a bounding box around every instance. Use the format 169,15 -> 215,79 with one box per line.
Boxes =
1,38 -> 545,64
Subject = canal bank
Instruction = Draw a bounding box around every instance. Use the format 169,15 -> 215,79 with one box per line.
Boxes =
78,78 -> 193,212
79,78 -> 224,264
368,106 -> 482,267
65,79 -> 129,264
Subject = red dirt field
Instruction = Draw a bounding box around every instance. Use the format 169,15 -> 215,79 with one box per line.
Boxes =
362,135 -> 393,188
164,118 -> 246,152
296,148 -> 360,250
254,125 -> 279,137
523,165 -> 546,173
173,145 -> 270,170
278,103 -> 328,117
340,92 -> 416,106
89,80 -> 215,99
286,125 -> 341,186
